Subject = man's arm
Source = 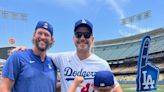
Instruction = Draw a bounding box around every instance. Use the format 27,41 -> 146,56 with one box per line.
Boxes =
11,46 -> 27,53
56,81 -> 61,92
0,77 -> 14,92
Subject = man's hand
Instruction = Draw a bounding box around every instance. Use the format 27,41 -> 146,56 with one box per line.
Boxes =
67,76 -> 84,92
11,46 -> 27,54
73,76 -> 84,87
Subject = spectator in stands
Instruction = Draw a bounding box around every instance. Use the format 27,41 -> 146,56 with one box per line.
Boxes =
68,71 -> 116,92
0,21 -> 57,92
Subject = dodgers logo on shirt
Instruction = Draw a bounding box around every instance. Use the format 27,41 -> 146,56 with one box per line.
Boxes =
136,35 -> 160,91
48,64 -> 52,69
64,67 -> 96,81
29,60 -> 35,63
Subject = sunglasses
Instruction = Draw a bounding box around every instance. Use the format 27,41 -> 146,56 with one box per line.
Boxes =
75,32 -> 92,39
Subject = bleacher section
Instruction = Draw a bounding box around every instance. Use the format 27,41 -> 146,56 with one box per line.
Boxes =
115,73 -> 164,82
0,46 -> 16,59
116,75 -> 136,81
0,46 -> 15,78
92,28 -> 164,61
92,28 -> 164,83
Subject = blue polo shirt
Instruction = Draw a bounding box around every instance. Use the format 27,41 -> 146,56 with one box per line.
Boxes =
2,49 -> 57,92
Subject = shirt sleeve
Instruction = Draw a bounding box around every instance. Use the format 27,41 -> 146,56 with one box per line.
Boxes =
2,52 -> 21,81
47,53 -> 61,69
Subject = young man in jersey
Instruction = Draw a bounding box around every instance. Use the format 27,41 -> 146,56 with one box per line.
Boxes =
68,71 -> 116,92
48,19 -> 123,92
0,21 -> 57,92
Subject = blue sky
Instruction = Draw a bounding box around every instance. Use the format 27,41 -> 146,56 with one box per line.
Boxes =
0,0 -> 164,53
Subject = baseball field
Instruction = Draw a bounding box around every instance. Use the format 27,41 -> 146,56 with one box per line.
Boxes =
121,84 -> 164,92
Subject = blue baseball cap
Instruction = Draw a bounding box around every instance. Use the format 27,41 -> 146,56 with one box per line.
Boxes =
94,71 -> 114,87
35,21 -> 53,36
74,19 -> 93,33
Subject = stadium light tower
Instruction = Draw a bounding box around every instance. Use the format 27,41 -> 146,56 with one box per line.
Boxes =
0,9 -> 28,21
0,9 -> 28,46
121,10 -> 151,25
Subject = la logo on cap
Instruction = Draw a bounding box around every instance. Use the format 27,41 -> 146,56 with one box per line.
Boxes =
43,22 -> 48,29
82,19 -> 87,24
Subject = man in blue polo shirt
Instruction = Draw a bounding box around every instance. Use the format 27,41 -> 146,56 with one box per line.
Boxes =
0,21 -> 57,92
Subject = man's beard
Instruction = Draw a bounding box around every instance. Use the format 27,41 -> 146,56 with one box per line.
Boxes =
32,38 -> 52,52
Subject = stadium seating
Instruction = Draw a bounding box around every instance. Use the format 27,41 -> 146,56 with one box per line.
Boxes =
93,28 -> 164,83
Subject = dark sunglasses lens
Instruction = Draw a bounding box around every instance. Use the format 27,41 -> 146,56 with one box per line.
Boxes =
75,32 -> 92,39
84,32 -> 91,38
75,32 -> 82,38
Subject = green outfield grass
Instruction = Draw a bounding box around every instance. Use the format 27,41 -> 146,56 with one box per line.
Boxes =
121,84 -> 164,92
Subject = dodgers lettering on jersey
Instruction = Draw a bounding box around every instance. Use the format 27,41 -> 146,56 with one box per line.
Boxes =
64,67 -> 96,80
